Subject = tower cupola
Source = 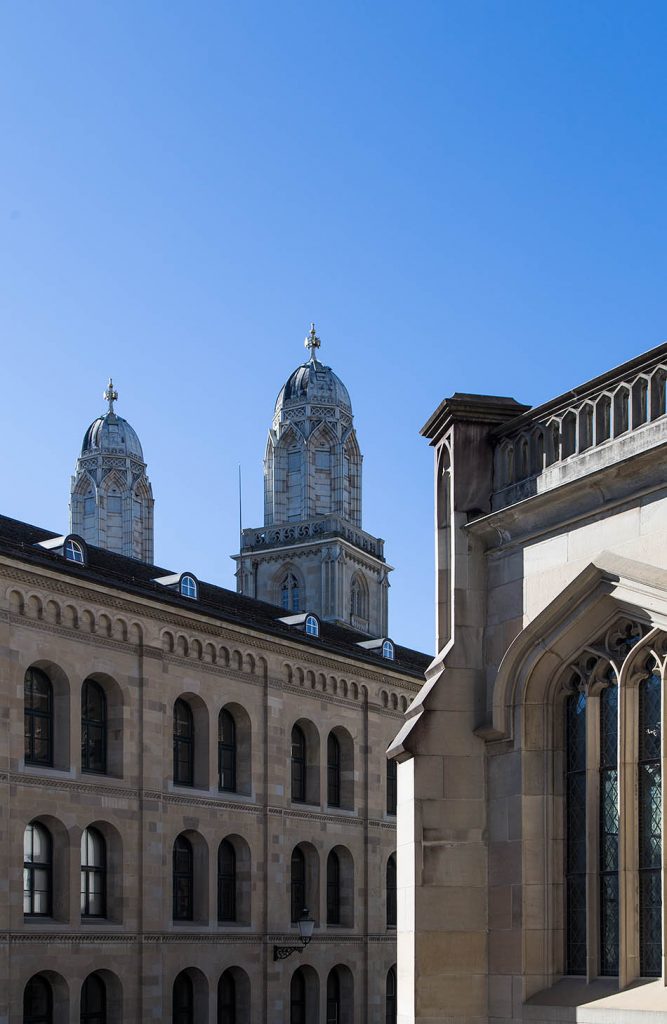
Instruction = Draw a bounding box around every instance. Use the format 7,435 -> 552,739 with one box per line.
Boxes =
234,325 -> 392,636
70,379 -> 154,562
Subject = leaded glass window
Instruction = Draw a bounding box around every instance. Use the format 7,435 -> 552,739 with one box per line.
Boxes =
599,679 -> 619,975
565,690 -> 587,975
639,662 -> 662,977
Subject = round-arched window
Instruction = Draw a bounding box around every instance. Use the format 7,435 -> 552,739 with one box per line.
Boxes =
180,575 -> 198,600
64,538 -> 85,564
305,615 -> 319,637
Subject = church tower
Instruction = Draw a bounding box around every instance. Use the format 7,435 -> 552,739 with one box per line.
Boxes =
234,325 -> 391,635
70,379 -> 154,562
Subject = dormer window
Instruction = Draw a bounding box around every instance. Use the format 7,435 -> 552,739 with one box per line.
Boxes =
180,575 -> 198,600
382,640 -> 395,661
305,615 -> 319,637
64,538 -> 85,564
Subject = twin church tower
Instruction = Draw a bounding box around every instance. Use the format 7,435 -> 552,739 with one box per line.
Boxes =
70,326 -> 391,636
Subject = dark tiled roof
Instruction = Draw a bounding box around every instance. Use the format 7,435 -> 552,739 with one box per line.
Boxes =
0,514 -> 430,680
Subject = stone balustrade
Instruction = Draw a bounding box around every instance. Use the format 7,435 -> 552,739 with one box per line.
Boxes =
491,349 -> 667,511
241,515 -> 385,559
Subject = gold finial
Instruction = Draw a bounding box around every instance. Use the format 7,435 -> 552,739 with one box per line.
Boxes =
304,322 -> 321,360
103,377 -> 118,414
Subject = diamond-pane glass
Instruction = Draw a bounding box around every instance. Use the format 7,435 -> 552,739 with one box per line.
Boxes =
566,692 -> 587,974
599,681 -> 619,975
639,667 -> 662,977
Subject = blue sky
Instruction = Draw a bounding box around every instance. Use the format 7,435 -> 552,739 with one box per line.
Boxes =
1,2 -> 666,654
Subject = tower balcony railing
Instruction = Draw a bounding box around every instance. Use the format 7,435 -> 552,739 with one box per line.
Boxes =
241,516 -> 385,560
490,346 -> 667,512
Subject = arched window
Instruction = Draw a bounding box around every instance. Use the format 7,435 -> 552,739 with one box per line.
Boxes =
327,850 -> 340,925
24,822 -> 52,916
80,973 -> 106,1024
173,699 -> 194,786
565,691 -> 587,975
291,847 -> 306,923
218,709 -> 237,792
385,966 -> 397,1024
23,975 -> 53,1024
172,972 -> 193,1024
599,679 -> 619,976
387,757 -> 397,816
638,663 -> 662,977
180,575 -> 197,599
173,835 -> 194,921
81,827 -> 106,918
326,969 -> 340,1024
291,725 -> 306,803
327,732 -> 341,807
382,640 -> 395,661
350,575 -> 367,620
65,538 -> 85,563
305,614 -> 319,637
290,968 -> 306,1024
218,971 -> 236,1024
218,839 -> 236,922
386,853 -> 397,928
281,573 -> 301,612
24,667 -> 53,767
81,679 -> 107,774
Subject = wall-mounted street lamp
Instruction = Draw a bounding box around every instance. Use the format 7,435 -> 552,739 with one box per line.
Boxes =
273,908 -> 315,961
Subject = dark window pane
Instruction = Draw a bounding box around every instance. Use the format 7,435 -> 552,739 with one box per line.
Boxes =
24,668 -> 53,767
173,699 -> 194,786
387,759 -> 397,816
386,854 -> 397,928
327,851 -> 340,924
173,836 -> 194,921
290,969 -> 306,1024
639,665 -> 662,977
24,823 -> 52,917
291,848 -> 305,923
81,973 -> 106,1024
599,680 -> 619,975
385,967 -> 397,1024
291,725 -> 306,803
82,680 -> 107,774
218,971 -> 236,1024
327,733 -> 340,807
326,969 -> 340,1024
173,972 -> 194,1024
218,710 -> 237,792
218,840 -> 237,921
23,975 -> 53,1024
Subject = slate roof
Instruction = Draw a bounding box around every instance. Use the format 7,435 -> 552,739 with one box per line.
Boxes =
0,514 -> 430,680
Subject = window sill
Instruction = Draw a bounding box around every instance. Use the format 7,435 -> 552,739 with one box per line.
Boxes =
524,978 -> 667,1019
19,763 -> 74,779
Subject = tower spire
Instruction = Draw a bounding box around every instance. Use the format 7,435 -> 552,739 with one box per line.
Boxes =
103,378 -> 118,415
304,323 -> 321,361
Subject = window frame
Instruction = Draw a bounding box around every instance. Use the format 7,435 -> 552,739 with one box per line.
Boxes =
327,732 -> 341,808
180,574 -> 198,600
386,757 -> 397,816
217,839 -> 237,922
24,667 -> 54,768
23,975 -> 53,1024
386,853 -> 397,929
173,698 -> 195,787
81,826 -> 107,919
64,538 -> 85,564
173,971 -> 194,1024
218,708 -> 237,792
24,821 -> 52,918
291,847 -> 306,923
173,835 -> 194,921
327,849 -> 341,925
80,972 -> 107,1024
81,679 -> 107,775
291,725 -> 306,803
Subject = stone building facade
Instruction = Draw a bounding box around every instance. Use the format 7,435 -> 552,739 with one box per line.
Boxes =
391,343 -> 667,1023
1,513 -> 427,1023
234,326 -> 391,638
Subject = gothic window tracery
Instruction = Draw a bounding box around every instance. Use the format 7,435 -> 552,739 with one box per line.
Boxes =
281,573 -> 301,612
561,622 -> 664,980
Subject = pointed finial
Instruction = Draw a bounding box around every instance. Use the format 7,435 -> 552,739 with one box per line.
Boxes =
103,377 -> 118,414
304,322 -> 321,361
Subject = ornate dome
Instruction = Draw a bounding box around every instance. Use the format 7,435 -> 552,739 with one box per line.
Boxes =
274,324 -> 352,417
80,379 -> 144,460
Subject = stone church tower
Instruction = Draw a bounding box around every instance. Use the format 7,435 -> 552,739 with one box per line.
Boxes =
70,379 -> 154,561
234,325 -> 391,635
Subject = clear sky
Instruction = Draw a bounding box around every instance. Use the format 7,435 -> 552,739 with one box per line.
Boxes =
1,2 -> 666,655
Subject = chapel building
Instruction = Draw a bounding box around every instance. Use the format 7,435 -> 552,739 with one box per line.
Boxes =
390,343 -> 667,1023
